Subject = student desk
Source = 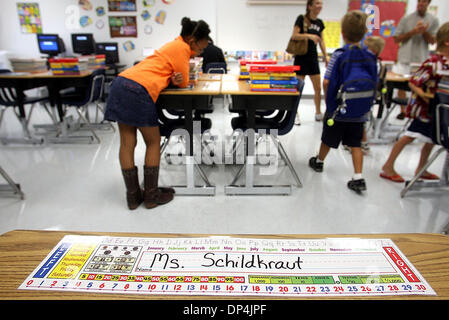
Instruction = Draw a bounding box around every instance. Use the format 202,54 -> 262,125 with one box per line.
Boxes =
157,81 -> 222,196
0,70 -> 94,143
221,79 -> 300,195
0,229 -> 448,300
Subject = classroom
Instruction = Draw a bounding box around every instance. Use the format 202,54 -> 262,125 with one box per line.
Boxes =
0,0 -> 449,302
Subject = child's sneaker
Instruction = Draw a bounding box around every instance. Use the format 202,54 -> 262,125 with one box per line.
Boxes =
309,157 -> 323,172
347,178 -> 367,193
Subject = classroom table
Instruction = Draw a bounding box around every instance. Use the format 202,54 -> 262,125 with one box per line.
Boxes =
157,80 -> 222,196
0,70 -> 94,144
0,229 -> 448,300
221,79 -> 300,195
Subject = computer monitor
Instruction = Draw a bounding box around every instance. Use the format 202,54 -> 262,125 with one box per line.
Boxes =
37,34 -> 65,57
95,42 -> 119,64
71,33 -> 95,55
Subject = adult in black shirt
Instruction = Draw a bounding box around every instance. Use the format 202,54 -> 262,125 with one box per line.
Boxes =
291,0 -> 328,123
200,37 -> 227,73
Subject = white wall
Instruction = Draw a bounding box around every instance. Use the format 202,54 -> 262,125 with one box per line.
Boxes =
216,0 -> 347,51
0,0 -> 216,67
1,0 -> 448,67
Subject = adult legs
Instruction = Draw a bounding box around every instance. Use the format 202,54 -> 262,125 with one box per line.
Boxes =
309,74 -> 323,118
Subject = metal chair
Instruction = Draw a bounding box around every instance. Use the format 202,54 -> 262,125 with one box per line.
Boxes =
47,69 -> 107,143
225,79 -> 305,195
204,62 -> 227,74
0,165 -> 25,200
401,93 -> 449,199
156,94 -> 215,194
0,69 -> 48,144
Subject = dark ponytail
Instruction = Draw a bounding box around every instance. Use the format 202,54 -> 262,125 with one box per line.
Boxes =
305,0 -> 315,19
180,17 -> 210,41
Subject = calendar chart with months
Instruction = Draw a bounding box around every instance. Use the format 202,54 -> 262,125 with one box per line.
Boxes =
19,235 -> 436,297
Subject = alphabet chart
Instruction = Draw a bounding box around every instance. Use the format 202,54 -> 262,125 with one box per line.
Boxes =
18,236 -> 436,297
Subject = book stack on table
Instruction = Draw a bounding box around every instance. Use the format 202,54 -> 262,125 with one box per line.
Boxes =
48,57 -> 89,75
239,59 -> 276,80
9,58 -> 48,73
83,54 -> 105,69
249,65 -> 299,92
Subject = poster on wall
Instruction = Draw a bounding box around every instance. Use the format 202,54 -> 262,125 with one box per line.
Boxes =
109,16 -> 138,37
16,3 -> 43,34
108,0 -> 137,12
348,0 -> 408,62
323,21 -> 342,49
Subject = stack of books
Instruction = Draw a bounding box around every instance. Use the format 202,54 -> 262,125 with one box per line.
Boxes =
239,59 -> 276,80
9,58 -> 48,73
249,65 -> 300,92
83,54 -> 106,69
189,58 -> 202,86
48,57 -> 89,75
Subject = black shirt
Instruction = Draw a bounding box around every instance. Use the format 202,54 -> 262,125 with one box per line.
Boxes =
200,43 -> 227,73
294,15 -> 325,60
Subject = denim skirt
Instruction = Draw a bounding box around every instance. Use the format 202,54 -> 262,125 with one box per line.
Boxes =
104,76 -> 159,127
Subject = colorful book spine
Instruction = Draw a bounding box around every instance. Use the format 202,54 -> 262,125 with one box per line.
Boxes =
248,65 -> 300,92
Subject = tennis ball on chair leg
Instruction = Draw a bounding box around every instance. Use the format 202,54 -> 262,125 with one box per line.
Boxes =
327,118 -> 334,126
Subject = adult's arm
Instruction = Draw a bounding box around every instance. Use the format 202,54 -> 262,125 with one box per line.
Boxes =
291,25 -> 320,43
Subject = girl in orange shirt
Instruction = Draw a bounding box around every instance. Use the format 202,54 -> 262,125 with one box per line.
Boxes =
104,17 -> 210,210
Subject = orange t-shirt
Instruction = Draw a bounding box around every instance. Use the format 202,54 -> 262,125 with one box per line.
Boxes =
119,36 -> 192,102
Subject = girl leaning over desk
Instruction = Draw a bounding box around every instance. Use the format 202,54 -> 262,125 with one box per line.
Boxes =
104,17 -> 211,210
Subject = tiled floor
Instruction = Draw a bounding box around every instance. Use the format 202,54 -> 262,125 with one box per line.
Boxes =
1,89 -> 448,236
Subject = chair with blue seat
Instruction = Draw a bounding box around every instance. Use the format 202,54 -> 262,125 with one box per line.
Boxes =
156,94 -> 215,193
56,68 -> 109,143
225,79 -> 305,194
204,62 -> 227,74
0,69 -> 48,144
400,91 -> 449,200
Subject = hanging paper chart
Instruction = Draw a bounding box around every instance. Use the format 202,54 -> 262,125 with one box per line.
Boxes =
18,235 -> 436,297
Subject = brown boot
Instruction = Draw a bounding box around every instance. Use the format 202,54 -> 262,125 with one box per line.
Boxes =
143,166 -> 174,209
121,167 -> 143,210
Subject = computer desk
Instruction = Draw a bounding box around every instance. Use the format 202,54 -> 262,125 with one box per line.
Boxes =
0,229 -> 448,299
221,79 -> 300,195
0,70 -> 93,144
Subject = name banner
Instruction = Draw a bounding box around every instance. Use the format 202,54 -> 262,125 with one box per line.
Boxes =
19,235 -> 435,297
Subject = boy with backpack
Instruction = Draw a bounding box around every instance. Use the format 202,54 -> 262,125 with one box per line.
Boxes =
308,10 -> 378,193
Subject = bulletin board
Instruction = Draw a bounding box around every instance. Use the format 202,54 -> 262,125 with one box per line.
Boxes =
323,21 -> 342,49
108,0 -> 137,12
18,235 -> 435,297
109,16 -> 138,38
16,3 -> 42,34
348,0 -> 408,62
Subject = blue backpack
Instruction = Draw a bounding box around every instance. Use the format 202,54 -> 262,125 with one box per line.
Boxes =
326,45 -> 378,121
